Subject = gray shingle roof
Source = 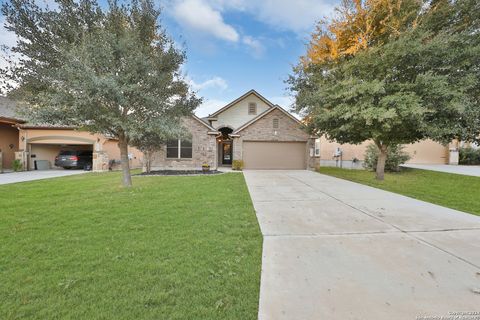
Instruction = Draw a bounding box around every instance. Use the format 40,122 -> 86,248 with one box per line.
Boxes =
0,96 -> 23,121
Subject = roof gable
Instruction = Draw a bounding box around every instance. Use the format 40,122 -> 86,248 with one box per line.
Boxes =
233,105 -> 303,134
209,89 -> 275,118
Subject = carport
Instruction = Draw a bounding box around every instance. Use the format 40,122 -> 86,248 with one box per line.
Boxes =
29,143 -> 93,170
18,127 -> 97,171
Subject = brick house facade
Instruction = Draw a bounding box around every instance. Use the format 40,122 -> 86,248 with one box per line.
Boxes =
150,90 -> 320,171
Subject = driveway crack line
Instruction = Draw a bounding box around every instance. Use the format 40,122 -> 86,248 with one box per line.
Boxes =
284,172 -> 480,270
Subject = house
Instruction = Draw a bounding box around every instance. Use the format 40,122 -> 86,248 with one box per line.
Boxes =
317,136 -> 459,169
150,90 -> 320,171
0,97 -> 142,172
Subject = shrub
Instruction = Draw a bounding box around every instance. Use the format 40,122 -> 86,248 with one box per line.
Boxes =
459,147 -> 480,165
232,160 -> 244,171
12,159 -> 23,172
363,144 -> 411,172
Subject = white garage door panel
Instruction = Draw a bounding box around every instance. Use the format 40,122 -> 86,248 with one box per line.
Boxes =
243,141 -> 307,170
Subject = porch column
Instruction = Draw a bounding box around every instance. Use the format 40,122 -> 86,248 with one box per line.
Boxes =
92,151 -> 109,172
0,151 -> 3,173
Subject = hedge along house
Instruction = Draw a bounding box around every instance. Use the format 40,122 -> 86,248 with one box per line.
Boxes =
150,90 -> 321,171
0,97 -> 142,172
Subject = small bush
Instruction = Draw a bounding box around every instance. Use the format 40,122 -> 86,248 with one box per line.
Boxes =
232,160 -> 244,171
459,147 -> 480,165
363,144 -> 411,172
12,159 -> 23,172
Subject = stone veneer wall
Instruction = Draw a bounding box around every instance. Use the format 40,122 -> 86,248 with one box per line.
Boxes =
150,117 -> 217,171
233,108 -> 320,170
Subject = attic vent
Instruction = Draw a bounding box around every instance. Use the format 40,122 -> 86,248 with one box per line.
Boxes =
248,103 -> 257,115
273,118 -> 279,129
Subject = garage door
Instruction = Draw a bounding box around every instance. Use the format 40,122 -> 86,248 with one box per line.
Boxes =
243,141 -> 307,169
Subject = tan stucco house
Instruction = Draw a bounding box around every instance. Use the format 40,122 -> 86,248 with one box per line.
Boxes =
0,97 -> 142,172
318,137 -> 459,169
150,90 -> 320,170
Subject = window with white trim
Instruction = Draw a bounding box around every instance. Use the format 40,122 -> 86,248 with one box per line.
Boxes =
248,102 -> 257,115
166,139 -> 192,159
314,138 -> 320,156
272,118 -> 279,129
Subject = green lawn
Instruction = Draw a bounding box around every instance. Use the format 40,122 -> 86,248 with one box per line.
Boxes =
318,167 -> 480,216
0,172 -> 262,320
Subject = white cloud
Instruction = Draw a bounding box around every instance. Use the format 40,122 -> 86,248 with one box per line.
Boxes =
172,0 -> 239,42
195,0 -> 336,34
188,76 -> 228,91
244,0 -> 335,34
242,35 -> 265,59
195,98 -> 227,117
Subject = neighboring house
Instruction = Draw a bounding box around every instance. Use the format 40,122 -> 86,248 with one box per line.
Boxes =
319,136 -> 459,169
150,90 -> 320,170
0,97 -> 25,171
318,137 -> 458,169
0,97 -> 142,171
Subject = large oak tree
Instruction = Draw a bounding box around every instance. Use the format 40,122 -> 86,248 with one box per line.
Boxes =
1,0 -> 200,186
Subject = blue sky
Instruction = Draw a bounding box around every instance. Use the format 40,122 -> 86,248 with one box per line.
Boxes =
0,0 -> 339,116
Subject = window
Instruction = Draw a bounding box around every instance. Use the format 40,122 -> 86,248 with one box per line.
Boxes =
272,118 -> 279,129
166,139 -> 192,159
248,102 -> 257,115
180,139 -> 192,158
314,138 -> 320,157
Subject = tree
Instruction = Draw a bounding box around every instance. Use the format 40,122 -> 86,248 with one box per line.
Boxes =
290,0 -> 480,180
130,120 -> 185,173
305,0 -> 421,64
1,0 -> 201,186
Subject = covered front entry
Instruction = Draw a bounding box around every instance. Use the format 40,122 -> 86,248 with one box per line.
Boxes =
217,127 -> 233,166
243,141 -> 307,170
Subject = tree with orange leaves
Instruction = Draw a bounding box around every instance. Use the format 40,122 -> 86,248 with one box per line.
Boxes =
290,0 -> 480,180
305,0 -> 421,64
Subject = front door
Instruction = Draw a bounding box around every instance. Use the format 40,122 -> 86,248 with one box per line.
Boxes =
222,142 -> 232,165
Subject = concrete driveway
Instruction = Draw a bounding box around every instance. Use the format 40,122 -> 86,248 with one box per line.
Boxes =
0,169 -> 87,185
244,170 -> 480,320
402,164 -> 480,177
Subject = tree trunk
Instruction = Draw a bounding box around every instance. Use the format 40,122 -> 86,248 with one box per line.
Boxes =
376,144 -> 388,181
118,135 -> 132,187
145,150 -> 151,173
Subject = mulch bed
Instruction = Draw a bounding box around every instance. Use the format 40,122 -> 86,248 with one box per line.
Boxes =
136,170 -> 222,176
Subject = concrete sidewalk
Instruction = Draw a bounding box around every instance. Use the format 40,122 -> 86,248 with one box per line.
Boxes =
402,164 -> 480,177
244,170 -> 480,320
0,170 -> 87,185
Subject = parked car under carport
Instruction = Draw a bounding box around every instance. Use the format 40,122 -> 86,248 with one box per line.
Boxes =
54,150 -> 93,169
